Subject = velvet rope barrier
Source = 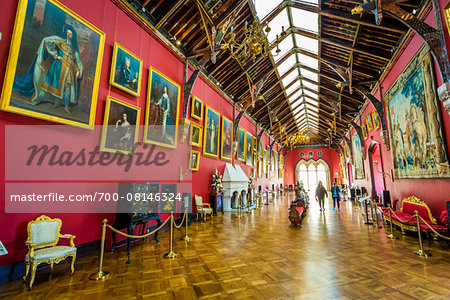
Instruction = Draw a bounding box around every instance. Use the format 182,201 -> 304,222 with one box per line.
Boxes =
89,216 -> 170,280
173,212 -> 186,229
417,215 -> 450,241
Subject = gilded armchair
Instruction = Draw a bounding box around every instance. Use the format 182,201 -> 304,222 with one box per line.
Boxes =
195,195 -> 213,221
23,215 -> 77,290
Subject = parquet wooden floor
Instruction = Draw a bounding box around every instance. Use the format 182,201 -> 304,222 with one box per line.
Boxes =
2,192 -> 450,299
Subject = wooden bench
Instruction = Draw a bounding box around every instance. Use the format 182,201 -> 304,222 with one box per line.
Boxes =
383,196 -> 447,239
289,200 -> 307,228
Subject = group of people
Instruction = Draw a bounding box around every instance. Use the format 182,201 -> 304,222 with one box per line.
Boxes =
295,180 -> 342,212
315,181 -> 342,212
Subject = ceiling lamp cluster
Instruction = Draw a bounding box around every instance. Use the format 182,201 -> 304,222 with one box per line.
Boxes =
289,131 -> 311,146
223,17 -> 271,61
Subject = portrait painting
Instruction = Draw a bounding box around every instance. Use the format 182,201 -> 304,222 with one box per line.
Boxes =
252,136 -> 257,152
259,141 -> 263,157
372,111 -> 380,130
352,132 -> 365,179
384,46 -> 450,178
246,132 -> 253,166
100,96 -> 140,155
189,150 -> 200,171
190,96 -> 203,121
252,151 -> 257,167
362,123 -> 368,140
262,149 -> 267,174
258,160 -> 262,178
221,116 -> 233,161
0,0 -> 105,129
109,42 -> 143,97
366,114 -> 373,131
237,127 -> 246,161
203,106 -> 220,158
189,122 -> 202,147
144,67 -> 181,149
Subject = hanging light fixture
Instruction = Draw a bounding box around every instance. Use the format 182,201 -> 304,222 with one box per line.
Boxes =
222,17 -> 272,61
289,131 -> 311,146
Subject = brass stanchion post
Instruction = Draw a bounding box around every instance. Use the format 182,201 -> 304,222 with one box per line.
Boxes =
363,199 -> 373,225
181,209 -> 191,241
165,213 -> 177,258
90,219 -> 110,280
386,205 -> 396,239
373,201 -> 382,228
414,211 -> 431,257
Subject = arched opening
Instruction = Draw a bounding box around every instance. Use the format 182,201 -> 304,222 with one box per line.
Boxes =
368,141 -> 385,198
295,159 -> 331,192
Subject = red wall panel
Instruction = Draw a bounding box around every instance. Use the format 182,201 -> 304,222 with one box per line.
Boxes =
0,0 -> 281,267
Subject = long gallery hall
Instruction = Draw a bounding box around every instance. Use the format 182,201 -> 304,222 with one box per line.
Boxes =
1,0 -> 450,299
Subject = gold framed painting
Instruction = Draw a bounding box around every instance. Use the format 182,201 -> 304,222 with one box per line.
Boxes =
444,3 -> 450,37
362,123 -> 368,140
189,150 -> 200,171
372,111 -> 381,130
190,96 -> 203,121
189,122 -> 203,147
252,151 -> 257,167
0,0 -> 105,129
109,42 -> 143,97
100,96 -> 140,155
245,132 -> 253,166
220,116 -> 233,161
252,136 -> 257,151
366,114 -> 373,131
237,127 -> 246,161
144,67 -> 181,149
203,106 -> 220,158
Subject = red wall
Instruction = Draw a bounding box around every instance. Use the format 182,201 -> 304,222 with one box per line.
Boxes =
0,0 -> 280,267
284,148 -> 341,189
345,6 -> 450,216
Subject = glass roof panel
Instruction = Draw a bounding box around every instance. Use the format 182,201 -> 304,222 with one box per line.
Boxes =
281,71 -> 298,87
289,90 -> 302,100
295,35 -> 318,54
300,68 -> 318,82
266,8 -> 289,43
306,98 -> 318,105
298,54 -> 319,69
286,83 -> 301,96
291,8 -> 318,33
302,81 -> 318,91
277,55 -> 297,74
254,1 -> 282,20
272,36 -> 294,58
304,89 -> 318,98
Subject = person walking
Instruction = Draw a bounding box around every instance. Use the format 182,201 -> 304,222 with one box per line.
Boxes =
315,181 -> 328,211
331,181 -> 341,212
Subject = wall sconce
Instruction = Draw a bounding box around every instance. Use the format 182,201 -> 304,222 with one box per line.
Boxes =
373,160 -> 394,182
426,142 -> 450,168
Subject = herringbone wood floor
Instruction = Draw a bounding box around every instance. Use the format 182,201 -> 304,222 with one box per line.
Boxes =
2,192 -> 450,299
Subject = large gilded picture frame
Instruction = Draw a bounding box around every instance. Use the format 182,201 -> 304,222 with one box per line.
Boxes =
144,67 -> 181,149
189,122 -> 202,148
109,42 -> 143,97
190,96 -> 203,121
220,116 -> 233,161
237,127 -> 246,161
384,46 -> 450,179
352,132 -> 365,180
246,132 -> 253,166
100,96 -> 140,155
203,106 -> 220,159
1,0 -> 105,129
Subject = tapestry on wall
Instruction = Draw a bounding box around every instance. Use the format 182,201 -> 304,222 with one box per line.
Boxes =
351,132 -> 365,180
0,0 -> 105,129
384,46 -> 450,179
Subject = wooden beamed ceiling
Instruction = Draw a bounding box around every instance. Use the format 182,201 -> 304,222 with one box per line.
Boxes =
126,0 -> 424,147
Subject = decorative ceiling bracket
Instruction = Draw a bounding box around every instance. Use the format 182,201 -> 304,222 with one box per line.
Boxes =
342,135 -> 354,165
180,54 -> 210,143
352,0 -> 450,114
349,120 -> 366,160
256,127 -> 265,153
355,85 -> 390,151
